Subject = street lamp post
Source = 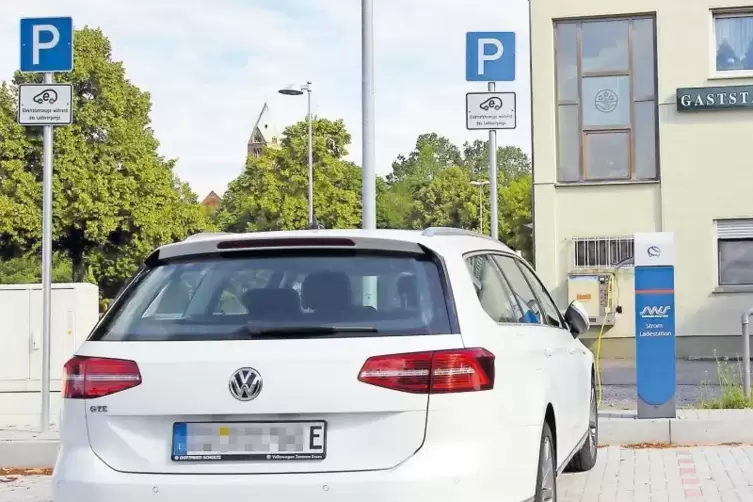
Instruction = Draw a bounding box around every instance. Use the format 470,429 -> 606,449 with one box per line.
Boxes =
471,180 -> 490,234
279,82 -> 314,226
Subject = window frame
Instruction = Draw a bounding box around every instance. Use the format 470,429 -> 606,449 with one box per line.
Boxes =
554,15 -> 659,183
710,9 -> 753,79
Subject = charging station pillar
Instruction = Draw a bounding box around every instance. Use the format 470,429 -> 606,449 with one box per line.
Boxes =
634,232 -> 676,419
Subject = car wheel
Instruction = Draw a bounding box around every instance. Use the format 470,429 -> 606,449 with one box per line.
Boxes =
565,378 -> 598,472
534,422 -> 557,502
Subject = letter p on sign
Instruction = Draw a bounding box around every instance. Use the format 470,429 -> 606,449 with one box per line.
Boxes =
465,32 -> 516,82
20,17 -> 74,73
33,25 -> 60,65
477,38 -> 503,76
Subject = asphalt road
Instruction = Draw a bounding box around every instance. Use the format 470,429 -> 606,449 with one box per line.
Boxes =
598,358 -> 746,409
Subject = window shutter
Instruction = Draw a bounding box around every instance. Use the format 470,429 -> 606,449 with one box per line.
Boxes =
717,219 -> 753,239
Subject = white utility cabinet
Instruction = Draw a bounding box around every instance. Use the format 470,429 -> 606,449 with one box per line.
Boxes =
0,283 -> 99,392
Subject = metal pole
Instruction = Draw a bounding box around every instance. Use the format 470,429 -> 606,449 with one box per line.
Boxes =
479,187 -> 483,234
306,83 -> 314,225
41,72 -> 54,432
743,308 -> 753,399
361,0 -> 376,230
488,82 -> 498,240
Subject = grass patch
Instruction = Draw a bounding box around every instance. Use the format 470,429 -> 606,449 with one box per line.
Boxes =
698,354 -> 753,409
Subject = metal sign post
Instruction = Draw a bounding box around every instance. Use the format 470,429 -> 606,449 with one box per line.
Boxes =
488,83 -> 498,239
19,16 -> 74,433
465,31 -> 516,240
41,72 -> 54,433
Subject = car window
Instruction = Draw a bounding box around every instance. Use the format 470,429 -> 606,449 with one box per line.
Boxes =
515,260 -> 564,329
491,254 -> 544,324
90,251 -> 453,341
464,254 -> 521,323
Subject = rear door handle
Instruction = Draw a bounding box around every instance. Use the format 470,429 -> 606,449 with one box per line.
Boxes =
568,347 -> 581,355
544,348 -> 554,357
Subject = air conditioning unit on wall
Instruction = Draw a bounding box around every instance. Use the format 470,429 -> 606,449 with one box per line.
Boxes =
566,273 -> 616,326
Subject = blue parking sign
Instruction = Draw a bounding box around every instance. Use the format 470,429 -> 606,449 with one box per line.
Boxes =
20,17 -> 74,73
466,32 -> 515,82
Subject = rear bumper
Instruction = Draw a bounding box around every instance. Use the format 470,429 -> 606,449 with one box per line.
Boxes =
53,434 -> 539,502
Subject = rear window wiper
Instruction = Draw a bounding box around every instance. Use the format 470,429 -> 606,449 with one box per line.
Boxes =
237,324 -> 379,339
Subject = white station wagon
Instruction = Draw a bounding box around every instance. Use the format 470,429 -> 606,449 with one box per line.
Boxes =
53,227 -> 596,502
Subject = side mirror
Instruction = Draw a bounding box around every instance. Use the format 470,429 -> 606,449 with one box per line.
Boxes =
564,300 -> 590,337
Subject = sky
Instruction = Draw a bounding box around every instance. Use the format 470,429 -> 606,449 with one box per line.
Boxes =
0,0 -> 531,199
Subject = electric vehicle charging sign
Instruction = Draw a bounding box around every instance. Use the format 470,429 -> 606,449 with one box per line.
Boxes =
634,232 -> 677,419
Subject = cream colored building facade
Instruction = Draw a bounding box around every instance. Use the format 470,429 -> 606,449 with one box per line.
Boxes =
532,0 -> 753,357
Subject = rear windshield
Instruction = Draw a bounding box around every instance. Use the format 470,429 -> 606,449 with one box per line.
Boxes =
91,250 -> 453,341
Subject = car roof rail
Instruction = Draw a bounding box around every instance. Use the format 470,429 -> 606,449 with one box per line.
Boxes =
422,227 -> 486,238
421,226 -> 508,246
183,231 -> 233,241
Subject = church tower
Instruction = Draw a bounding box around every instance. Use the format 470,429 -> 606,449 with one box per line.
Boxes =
247,102 -> 281,158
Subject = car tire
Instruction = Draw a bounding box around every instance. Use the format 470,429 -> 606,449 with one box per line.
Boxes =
534,422 -> 557,502
565,378 -> 598,473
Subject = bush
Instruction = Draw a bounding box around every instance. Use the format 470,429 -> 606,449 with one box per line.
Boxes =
0,253 -> 73,284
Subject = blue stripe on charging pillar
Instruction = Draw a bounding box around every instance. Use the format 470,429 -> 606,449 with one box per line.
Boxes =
635,265 -> 676,408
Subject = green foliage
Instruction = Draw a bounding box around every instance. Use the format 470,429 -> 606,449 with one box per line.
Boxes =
0,84 -> 40,257
0,253 -> 73,284
218,117 -> 362,231
699,357 -> 753,409
0,27 -> 212,298
378,132 -> 533,257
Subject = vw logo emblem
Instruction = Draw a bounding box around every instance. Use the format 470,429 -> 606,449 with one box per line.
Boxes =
229,367 -> 263,401
647,246 -> 661,258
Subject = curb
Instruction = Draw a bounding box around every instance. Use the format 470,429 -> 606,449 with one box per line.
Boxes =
599,409 -> 753,446
0,440 -> 58,469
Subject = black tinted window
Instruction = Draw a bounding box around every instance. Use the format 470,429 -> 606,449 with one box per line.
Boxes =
91,251 -> 452,341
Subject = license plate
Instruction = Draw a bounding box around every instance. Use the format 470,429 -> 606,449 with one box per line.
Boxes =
171,421 -> 327,462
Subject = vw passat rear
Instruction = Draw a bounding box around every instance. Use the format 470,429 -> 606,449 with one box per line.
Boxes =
52,230 -> 549,502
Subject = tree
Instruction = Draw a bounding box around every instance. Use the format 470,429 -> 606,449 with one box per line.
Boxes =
6,27 -> 211,291
498,174 -> 533,259
0,84 -> 40,258
409,167 -> 477,230
462,140 -> 531,183
219,117 -> 362,231
388,133 -> 463,184
376,177 -> 413,229
0,253 -> 72,284
376,132 -> 533,241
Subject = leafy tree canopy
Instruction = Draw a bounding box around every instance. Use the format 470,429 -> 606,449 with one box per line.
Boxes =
1,27 -> 212,298
218,117 -> 362,232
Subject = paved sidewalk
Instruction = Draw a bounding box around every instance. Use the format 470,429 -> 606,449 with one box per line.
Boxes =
2,446 -> 752,501
599,409 -> 753,446
560,445 -> 753,501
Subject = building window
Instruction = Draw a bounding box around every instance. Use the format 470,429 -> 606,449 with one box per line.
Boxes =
717,219 -> 753,286
572,236 -> 634,270
555,17 -> 658,183
714,11 -> 753,73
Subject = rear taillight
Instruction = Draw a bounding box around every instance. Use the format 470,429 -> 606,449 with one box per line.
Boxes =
62,356 -> 142,399
358,348 -> 495,394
